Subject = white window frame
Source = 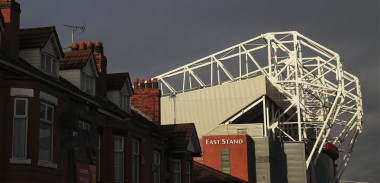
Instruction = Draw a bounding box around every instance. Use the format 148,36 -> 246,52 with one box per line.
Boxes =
132,139 -> 140,183
41,52 -> 58,76
120,93 -> 130,112
114,136 -> 124,182
174,160 -> 181,183
153,151 -> 160,183
12,98 -> 28,159
39,102 -> 54,162
186,162 -> 191,183
81,72 -> 95,95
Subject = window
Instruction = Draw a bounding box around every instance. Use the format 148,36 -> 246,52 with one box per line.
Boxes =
114,136 -> 124,182
153,151 -> 160,183
173,160 -> 181,183
120,93 -> 130,112
132,139 -> 140,183
81,72 -> 95,95
41,53 -> 58,75
221,148 -> 230,174
39,102 -> 54,162
12,98 -> 28,158
186,162 -> 191,183
97,134 -> 101,181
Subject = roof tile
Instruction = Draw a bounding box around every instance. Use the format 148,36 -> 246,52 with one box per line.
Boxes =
60,50 -> 92,70
107,72 -> 130,90
193,161 -> 247,183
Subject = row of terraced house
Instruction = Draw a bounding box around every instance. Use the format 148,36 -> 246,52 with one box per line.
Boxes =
0,0 -> 247,183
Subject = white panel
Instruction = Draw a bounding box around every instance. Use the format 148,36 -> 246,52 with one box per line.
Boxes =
19,48 -> 41,69
107,90 -> 120,107
60,69 -> 81,88
40,91 -> 58,105
253,137 -> 271,183
10,88 -> 34,97
42,36 -> 57,57
161,76 -> 267,137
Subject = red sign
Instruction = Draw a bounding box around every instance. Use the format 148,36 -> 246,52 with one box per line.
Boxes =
76,164 -> 92,183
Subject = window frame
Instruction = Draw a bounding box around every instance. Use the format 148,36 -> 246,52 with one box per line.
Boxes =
186,162 -> 191,183
153,151 -> 161,183
221,148 -> 230,174
97,134 -> 101,181
132,139 -> 140,183
12,98 -> 28,159
114,136 -> 124,183
39,102 -> 54,162
81,71 -> 95,95
40,52 -> 58,76
120,92 -> 130,112
173,159 -> 181,183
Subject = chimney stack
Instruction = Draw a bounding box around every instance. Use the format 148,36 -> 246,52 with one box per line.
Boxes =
86,41 -> 93,52
78,41 -> 86,50
0,0 -> 21,58
131,78 -> 161,124
71,42 -> 78,51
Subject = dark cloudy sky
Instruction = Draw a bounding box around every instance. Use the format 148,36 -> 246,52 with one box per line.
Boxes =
18,0 -> 379,182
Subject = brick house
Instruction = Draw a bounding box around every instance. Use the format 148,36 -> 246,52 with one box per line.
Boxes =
0,0 -> 202,183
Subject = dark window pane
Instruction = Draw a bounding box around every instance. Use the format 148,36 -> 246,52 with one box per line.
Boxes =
15,100 -> 26,115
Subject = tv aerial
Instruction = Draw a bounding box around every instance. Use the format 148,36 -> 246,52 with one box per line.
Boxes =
63,24 -> 86,43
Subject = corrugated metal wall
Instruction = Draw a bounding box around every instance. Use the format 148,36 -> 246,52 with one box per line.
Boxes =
205,124 -> 263,137
161,76 -> 267,137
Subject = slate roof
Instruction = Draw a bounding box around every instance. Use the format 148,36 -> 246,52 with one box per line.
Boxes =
19,26 -> 64,56
107,72 -> 130,90
60,50 -> 93,70
193,161 -> 247,183
160,123 -> 201,155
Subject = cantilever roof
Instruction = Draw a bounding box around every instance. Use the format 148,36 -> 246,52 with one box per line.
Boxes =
60,50 -> 93,70
19,26 -> 64,56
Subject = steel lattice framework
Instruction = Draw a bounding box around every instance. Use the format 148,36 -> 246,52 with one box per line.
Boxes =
155,31 -> 363,181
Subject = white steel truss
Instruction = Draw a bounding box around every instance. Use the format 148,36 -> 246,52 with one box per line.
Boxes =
155,31 -> 363,182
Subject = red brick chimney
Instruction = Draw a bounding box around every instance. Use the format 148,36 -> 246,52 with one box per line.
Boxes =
131,78 -> 161,124
0,0 -> 21,58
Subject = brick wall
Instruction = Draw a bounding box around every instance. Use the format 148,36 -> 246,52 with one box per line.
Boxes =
201,135 -> 251,182
131,78 -> 161,124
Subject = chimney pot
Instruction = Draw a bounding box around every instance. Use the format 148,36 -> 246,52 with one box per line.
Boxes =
153,78 -> 159,88
79,41 -> 86,50
94,40 -> 103,53
71,42 -> 78,51
146,78 -> 152,89
139,79 -> 145,89
134,78 -> 139,89
86,41 -> 93,51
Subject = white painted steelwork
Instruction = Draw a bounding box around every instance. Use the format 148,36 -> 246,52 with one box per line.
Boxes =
155,31 -> 363,182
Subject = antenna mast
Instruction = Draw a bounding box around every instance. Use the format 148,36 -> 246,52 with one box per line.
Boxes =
63,24 -> 86,43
